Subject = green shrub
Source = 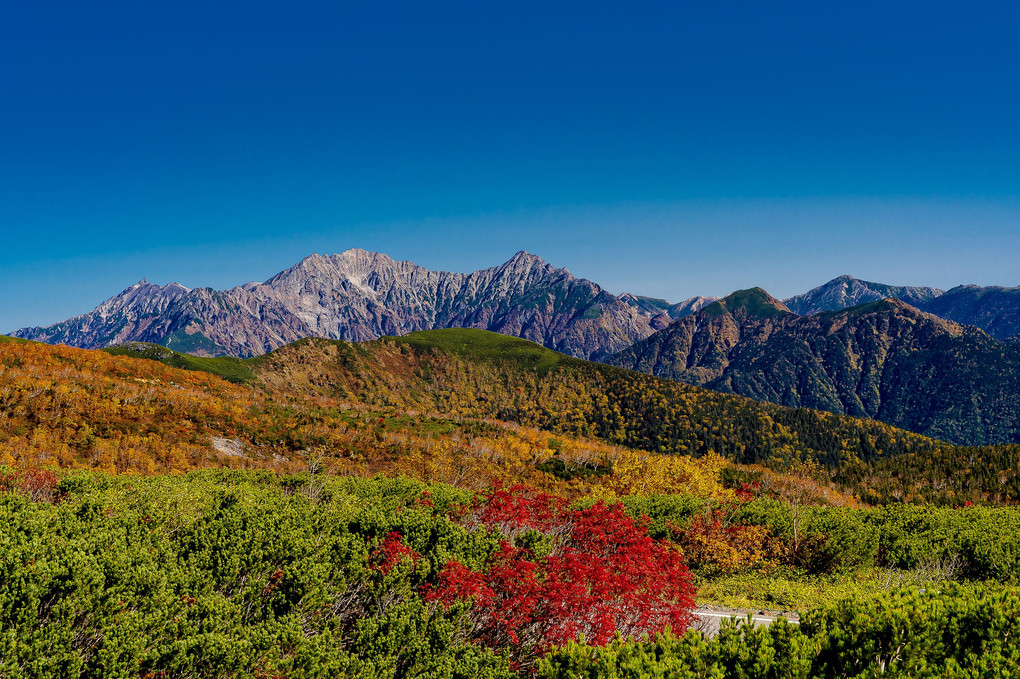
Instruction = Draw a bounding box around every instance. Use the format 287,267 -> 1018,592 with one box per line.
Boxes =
0,470 -> 510,679
539,585 -> 1020,678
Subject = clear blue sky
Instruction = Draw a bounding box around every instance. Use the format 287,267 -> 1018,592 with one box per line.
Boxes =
3,1 -> 1019,331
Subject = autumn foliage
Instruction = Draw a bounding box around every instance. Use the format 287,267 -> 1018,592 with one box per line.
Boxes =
0,467 -> 60,503
0,339 -> 742,502
424,486 -> 695,665
671,505 -> 778,576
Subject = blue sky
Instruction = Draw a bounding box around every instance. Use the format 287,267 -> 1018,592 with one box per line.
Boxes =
2,1 -> 1019,331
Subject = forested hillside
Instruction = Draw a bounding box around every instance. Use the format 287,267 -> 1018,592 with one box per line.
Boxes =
4,331 -> 1020,504
610,290 -> 1020,445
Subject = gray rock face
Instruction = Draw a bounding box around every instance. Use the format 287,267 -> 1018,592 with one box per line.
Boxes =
11,250 -> 657,360
618,293 -> 721,329
784,275 -> 943,315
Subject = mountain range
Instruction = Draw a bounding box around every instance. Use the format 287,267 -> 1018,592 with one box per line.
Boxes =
782,276 -> 1020,342
11,250 -> 679,360
918,285 -> 1020,342
9,250 -> 1020,445
782,275 -> 943,315
12,252 -> 1019,358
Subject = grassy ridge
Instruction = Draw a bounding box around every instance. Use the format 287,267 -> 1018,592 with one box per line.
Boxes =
103,341 -> 257,383
0,335 -> 29,345
395,328 -> 573,376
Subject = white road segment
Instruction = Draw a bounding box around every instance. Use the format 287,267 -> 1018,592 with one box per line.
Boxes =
693,610 -> 800,625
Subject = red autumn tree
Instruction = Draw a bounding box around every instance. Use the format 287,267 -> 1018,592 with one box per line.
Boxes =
425,486 -> 695,664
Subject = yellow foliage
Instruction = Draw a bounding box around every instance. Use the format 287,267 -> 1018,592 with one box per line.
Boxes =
589,450 -> 734,502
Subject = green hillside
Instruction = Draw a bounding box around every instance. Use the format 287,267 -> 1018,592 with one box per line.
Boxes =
253,331 -> 938,466
0,335 -> 30,345
103,341 -> 257,383
703,288 -> 793,318
395,328 -> 574,376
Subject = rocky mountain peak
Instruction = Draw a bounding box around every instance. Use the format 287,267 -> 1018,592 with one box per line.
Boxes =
334,248 -> 400,269
495,250 -> 555,275
784,276 -> 943,315
508,250 -> 543,263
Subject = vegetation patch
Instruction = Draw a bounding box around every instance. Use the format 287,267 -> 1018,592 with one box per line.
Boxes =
394,328 -> 572,377
159,327 -> 230,356
104,341 -> 257,383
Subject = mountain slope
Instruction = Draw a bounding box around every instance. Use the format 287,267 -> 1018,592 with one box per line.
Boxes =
100,326 -> 940,469
919,285 -> 1020,342
784,275 -> 943,315
605,289 -> 798,384
13,328 -> 1020,503
609,291 -> 1020,445
10,250 -> 657,360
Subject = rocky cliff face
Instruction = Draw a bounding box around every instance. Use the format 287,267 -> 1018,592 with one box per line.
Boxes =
919,285 -> 1020,342
610,290 -> 1020,445
11,250 -> 657,360
618,293 -> 720,328
784,275 -> 943,315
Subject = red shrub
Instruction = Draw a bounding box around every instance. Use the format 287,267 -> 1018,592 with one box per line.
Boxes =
0,468 -> 60,503
371,531 -> 420,575
424,487 -> 695,664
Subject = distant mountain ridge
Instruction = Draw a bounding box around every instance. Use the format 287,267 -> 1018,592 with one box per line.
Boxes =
783,276 -> 1020,342
618,293 -> 721,328
919,285 -> 1020,342
11,251 -> 1020,395
609,288 -> 1020,446
10,249 -> 659,360
783,275 -> 944,315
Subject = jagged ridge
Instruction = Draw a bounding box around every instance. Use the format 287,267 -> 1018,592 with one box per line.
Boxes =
11,250 -> 660,360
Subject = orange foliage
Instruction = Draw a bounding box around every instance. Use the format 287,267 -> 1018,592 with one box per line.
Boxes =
0,341 -> 739,500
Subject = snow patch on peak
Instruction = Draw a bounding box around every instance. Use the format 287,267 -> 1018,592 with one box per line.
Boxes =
343,272 -> 378,297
